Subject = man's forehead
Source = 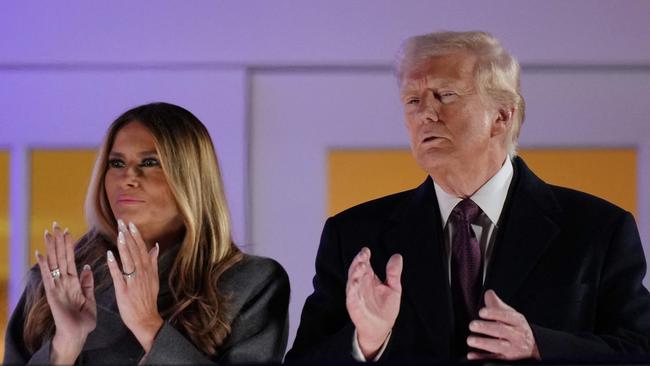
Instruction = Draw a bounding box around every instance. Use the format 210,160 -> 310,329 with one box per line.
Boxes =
400,52 -> 477,90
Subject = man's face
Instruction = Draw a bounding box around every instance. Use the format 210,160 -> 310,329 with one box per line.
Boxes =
400,52 -> 501,179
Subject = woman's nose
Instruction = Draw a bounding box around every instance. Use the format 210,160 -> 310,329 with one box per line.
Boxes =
120,166 -> 141,188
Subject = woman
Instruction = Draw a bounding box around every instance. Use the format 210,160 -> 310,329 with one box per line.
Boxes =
4,102 -> 290,364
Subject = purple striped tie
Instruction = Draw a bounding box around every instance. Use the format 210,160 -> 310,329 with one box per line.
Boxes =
450,198 -> 483,354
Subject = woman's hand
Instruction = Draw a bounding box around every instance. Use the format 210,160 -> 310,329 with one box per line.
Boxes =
35,222 -> 96,365
106,219 -> 163,353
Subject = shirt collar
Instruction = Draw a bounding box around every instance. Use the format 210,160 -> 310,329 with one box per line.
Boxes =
433,157 -> 514,227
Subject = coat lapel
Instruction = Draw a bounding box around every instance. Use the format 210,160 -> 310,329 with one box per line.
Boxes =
83,285 -> 134,351
379,176 -> 452,358
484,157 -> 562,303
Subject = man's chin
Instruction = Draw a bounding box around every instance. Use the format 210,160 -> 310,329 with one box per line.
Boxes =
416,158 -> 448,178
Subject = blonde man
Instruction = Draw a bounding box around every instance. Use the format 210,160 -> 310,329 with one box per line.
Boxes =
287,31 -> 650,362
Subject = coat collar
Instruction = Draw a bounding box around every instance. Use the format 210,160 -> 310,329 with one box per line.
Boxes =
380,175 -> 453,358
483,156 -> 562,303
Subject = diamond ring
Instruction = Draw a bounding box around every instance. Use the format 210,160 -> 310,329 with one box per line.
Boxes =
122,270 -> 136,280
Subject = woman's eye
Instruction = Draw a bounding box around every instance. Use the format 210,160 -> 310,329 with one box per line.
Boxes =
108,159 -> 125,168
140,158 -> 160,168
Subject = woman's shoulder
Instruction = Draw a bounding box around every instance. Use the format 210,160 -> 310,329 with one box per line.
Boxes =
222,254 -> 288,287
219,254 -> 289,291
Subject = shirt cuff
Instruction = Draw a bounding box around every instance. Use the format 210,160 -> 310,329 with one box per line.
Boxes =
351,328 -> 391,362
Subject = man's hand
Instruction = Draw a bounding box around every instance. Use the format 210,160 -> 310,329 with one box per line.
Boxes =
467,290 -> 541,361
346,247 -> 403,359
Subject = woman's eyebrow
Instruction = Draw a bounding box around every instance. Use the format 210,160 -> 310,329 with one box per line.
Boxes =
108,150 -> 158,157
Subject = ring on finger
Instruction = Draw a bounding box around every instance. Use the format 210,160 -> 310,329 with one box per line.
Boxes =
122,269 -> 136,280
50,267 -> 61,279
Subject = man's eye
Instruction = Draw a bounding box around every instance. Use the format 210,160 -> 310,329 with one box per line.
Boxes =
108,159 -> 125,168
406,98 -> 420,105
438,92 -> 457,102
140,158 -> 160,168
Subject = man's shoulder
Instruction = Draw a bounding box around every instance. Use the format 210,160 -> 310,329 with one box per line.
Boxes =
548,184 -> 628,217
537,183 -> 633,232
515,157 -> 630,221
331,185 -> 420,224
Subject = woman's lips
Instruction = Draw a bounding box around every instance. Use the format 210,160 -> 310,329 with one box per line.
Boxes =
116,195 -> 145,205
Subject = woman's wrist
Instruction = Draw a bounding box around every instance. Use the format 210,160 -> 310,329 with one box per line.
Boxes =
132,316 -> 164,353
51,333 -> 86,364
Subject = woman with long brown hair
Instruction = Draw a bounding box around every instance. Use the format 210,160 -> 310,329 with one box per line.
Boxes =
4,102 -> 290,364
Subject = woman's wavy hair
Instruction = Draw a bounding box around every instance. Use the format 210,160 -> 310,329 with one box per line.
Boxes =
23,102 -> 242,356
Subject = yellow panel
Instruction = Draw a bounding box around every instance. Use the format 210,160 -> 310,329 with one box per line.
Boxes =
0,151 -> 8,360
518,149 -> 636,216
328,148 -> 637,217
328,150 -> 425,216
30,150 -> 97,260
0,152 -> 8,279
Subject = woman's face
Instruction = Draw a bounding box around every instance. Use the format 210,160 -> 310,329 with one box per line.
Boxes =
104,121 -> 184,246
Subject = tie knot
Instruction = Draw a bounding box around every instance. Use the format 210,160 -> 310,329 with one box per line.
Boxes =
451,198 -> 481,223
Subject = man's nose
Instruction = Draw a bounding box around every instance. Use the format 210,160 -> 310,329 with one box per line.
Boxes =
417,94 -> 440,123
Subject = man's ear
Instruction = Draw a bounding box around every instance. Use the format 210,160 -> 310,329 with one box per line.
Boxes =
491,106 -> 515,137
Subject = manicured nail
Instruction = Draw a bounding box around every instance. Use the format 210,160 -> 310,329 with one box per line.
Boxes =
63,227 -> 69,235
107,250 -> 115,262
83,264 -> 91,271
44,229 -> 49,238
117,219 -> 127,232
128,222 -> 137,234
155,242 -> 159,251
35,250 -> 40,259
52,221 -> 58,230
118,231 -> 125,245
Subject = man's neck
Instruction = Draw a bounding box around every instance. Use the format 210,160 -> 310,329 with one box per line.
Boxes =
432,153 -> 508,198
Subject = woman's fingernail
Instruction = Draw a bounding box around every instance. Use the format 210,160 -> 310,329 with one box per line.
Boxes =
35,250 -> 40,259
63,227 -> 69,235
52,221 -> 58,230
118,231 -> 125,245
128,222 -> 137,234
155,242 -> 159,252
83,264 -> 91,271
107,250 -> 115,262
44,229 -> 49,238
117,219 -> 127,232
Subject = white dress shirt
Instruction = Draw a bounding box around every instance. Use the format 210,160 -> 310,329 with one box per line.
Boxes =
352,158 -> 514,361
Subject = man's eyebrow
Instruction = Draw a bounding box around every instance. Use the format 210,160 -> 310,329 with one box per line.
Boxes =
399,86 -> 418,96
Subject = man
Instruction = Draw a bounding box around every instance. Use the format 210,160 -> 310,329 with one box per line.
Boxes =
285,31 -> 650,362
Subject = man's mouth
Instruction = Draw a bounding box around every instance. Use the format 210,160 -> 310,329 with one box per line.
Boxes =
422,136 -> 442,143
